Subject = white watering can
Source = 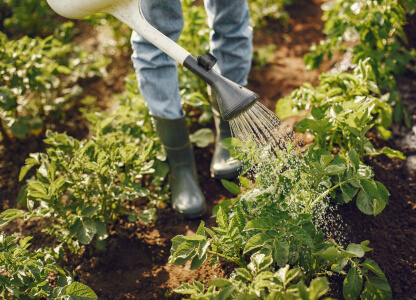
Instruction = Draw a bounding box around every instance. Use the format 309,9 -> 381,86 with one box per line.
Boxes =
46,0 -> 259,121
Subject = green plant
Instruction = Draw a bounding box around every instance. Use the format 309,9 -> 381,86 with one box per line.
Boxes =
169,137 -> 392,298
0,32 -> 108,141
0,232 -> 97,299
249,0 -> 299,28
175,265 -> 330,299
253,44 -> 277,69
276,59 -> 406,159
0,0 -> 59,38
304,0 -> 414,126
0,86 -> 169,252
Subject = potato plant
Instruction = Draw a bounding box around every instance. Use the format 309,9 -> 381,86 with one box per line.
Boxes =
0,32 -> 108,141
304,0 -> 415,126
276,59 -> 406,160
304,0 -> 413,89
0,233 -> 97,299
169,135 -> 392,298
0,89 -> 169,252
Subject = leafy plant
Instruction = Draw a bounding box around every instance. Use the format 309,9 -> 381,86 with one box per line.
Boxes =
249,0 -> 299,28
276,59 -> 406,159
169,125 -> 392,298
0,232 -> 97,299
175,265 -> 330,299
0,88 -> 169,252
0,0 -> 59,38
0,32 -> 108,141
304,0 -> 414,126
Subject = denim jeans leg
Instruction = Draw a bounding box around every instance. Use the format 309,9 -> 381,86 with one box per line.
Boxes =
130,0 -> 184,119
204,0 -> 253,86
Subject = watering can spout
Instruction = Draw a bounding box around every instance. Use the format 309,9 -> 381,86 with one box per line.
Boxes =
184,55 -> 259,121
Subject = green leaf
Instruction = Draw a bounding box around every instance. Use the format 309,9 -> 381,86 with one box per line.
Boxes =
208,278 -> 232,288
239,176 -> 251,189
0,209 -> 24,226
361,277 -> 392,300
320,154 -> 333,169
189,128 -> 214,148
324,164 -> 346,175
362,259 -> 386,280
331,258 -> 348,272
77,221 -> 97,245
235,268 -> 253,282
244,218 -> 275,231
340,183 -> 359,203
356,190 -> 374,215
94,220 -> 108,241
343,267 -> 362,300
174,282 -> 200,295
61,282 -> 98,299
243,233 -> 271,254
311,106 -> 325,120
216,207 -> 228,229
380,147 -> 406,160
289,226 -> 315,249
190,253 -> 207,270
314,246 -> 340,260
360,179 -> 381,199
273,240 -> 289,268
376,182 -> 389,204
309,276 -> 329,300
347,149 -> 360,171
140,208 -> 157,224
221,179 -> 241,194
345,243 -> 365,258
81,206 -> 99,217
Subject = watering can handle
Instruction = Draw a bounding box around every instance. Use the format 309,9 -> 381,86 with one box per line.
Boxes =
46,0 -> 191,64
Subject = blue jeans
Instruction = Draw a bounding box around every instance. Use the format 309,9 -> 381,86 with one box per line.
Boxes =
131,0 -> 253,119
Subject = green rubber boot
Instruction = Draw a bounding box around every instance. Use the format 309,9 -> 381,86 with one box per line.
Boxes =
152,114 -> 206,219
208,87 -> 243,179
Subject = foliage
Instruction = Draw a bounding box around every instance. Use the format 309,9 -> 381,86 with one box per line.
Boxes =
0,232 -> 97,299
253,44 -> 278,69
0,84 -> 169,252
175,265 -> 330,299
0,0 -> 59,38
170,111 -> 392,298
249,0 -> 299,28
304,0 -> 414,126
276,59 -> 406,159
0,32 -> 109,141
170,199 -> 391,299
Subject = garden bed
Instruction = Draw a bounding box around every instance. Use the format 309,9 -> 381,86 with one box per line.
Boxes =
1,0 -> 415,299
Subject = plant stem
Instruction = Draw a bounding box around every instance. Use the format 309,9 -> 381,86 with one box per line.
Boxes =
206,249 -> 244,267
305,177 -> 356,213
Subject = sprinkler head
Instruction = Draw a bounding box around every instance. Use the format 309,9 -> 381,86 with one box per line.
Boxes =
184,55 -> 259,121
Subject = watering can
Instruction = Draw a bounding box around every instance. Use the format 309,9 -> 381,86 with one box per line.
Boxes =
46,0 -> 259,121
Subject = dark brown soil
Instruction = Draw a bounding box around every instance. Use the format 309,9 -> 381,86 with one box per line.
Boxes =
1,0 -> 416,299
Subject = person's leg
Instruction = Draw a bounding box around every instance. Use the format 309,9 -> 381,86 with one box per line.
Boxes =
130,0 -> 205,218
204,0 -> 253,179
204,0 -> 253,85
131,0 -> 183,118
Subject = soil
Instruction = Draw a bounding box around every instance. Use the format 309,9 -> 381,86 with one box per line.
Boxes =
1,0 -> 416,299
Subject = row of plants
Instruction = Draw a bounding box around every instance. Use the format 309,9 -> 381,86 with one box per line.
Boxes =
169,60 -> 400,299
0,30 -> 109,141
304,0 -> 416,128
168,0 -> 415,296
167,0 -> 416,297
0,0 -> 215,296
